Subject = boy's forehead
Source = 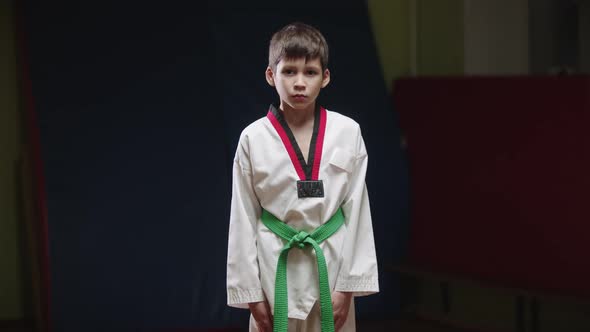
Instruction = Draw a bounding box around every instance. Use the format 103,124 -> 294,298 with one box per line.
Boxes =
278,56 -> 322,68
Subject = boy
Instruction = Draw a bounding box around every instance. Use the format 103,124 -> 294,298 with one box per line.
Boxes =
227,22 -> 379,332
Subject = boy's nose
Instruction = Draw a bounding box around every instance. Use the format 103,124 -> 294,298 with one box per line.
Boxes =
294,75 -> 306,89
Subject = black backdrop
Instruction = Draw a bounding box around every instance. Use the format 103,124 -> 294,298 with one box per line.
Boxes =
22,1 -> 409,330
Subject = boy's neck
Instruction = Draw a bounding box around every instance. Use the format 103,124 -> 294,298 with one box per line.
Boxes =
279,101 -> 316,128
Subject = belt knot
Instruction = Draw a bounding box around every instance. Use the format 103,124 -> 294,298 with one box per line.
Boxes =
289,231 -> 310,249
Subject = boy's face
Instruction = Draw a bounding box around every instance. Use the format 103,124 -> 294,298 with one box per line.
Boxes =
265,57 -> 330,111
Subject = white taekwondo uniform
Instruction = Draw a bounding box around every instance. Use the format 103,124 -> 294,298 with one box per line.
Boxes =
227,105 -> 379,331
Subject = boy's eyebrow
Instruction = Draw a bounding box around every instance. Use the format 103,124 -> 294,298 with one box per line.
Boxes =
300,64 -> 322,70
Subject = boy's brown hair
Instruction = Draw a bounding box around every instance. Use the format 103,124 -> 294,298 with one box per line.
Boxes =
268,22 -> 329,72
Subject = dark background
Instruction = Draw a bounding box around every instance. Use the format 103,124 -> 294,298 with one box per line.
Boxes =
21,1 -> 409,330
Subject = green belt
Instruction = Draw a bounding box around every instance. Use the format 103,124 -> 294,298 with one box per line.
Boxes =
261,208 -> 345,332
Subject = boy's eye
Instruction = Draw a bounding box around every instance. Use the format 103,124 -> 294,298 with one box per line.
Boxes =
283,69 -> 296,75
306,70 -> 318,75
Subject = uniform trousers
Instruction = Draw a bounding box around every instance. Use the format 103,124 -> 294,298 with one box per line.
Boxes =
249,299 -> 356,332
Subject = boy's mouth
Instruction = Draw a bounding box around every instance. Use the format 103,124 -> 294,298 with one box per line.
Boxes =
293,94 -> 307,100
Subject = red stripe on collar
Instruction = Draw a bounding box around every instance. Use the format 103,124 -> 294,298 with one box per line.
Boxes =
267,110 -> 307,180
311,107 -> 327,181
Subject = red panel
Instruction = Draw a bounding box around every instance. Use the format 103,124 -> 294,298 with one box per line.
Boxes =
394,76 -> 590,297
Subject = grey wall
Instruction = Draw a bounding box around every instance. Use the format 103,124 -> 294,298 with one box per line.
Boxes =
463,0 -> 529,75
529,0 -> 580,74
580,0 -> 590,73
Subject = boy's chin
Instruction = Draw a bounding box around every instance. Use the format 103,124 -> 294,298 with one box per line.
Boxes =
285,101 -> 315,111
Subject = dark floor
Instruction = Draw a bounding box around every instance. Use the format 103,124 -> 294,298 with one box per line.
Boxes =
358,319 -> 484,332
0,319 -> 484,332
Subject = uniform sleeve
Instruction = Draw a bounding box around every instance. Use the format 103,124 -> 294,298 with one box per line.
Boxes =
226,135 -> 265,308
334,126 -> 379,296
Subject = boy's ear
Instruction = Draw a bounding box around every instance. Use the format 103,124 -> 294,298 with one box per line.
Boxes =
265,66 -> 275,87
321,68 -> 331,88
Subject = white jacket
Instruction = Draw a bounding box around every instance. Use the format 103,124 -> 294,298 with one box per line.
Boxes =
227,107 -> 379,320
